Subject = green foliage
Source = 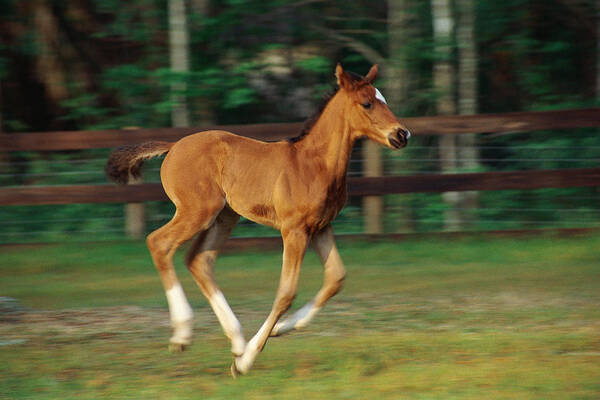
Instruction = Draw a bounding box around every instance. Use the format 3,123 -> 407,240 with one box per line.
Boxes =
60,94 -> 111,128
295,56 -> 331,75
477,0 -> 596,111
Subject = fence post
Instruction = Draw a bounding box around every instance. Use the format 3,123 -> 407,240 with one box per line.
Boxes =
362,140 -> 383,234
125,176 -> 146,239
122,127 -> 146,239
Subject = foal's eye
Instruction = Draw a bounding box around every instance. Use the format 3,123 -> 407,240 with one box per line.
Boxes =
361,102 -> 372,109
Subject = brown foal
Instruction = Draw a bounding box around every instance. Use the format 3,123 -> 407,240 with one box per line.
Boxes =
105,64 -> 410,376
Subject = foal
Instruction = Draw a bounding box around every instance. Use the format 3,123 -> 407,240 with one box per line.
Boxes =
106,64 -> 410,376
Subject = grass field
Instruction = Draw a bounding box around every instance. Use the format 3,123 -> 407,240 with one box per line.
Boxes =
1,234 -> 599,399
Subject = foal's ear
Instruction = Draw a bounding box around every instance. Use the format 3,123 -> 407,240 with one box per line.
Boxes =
365,64 -> 378,83
335,63 -> 354,90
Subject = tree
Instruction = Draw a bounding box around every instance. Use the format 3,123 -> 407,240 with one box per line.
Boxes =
431,0 -> 480,231
456,0 -> 480,226
597,0 -> 600,100
431,0 -> 461,231
382,0 -> 418,233
168,0 -> 191,128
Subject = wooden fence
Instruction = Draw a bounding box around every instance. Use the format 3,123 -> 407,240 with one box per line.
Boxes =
1,108 -> 600,241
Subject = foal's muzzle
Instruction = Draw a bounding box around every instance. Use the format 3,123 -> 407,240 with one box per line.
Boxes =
388,128 -> 410,149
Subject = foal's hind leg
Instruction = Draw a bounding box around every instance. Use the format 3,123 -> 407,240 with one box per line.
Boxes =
270,226 -> 345,337
185,207 -> 246,357
147,202 -> 224,350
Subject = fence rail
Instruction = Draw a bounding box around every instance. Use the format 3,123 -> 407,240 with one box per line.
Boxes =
2,108 -> 599,151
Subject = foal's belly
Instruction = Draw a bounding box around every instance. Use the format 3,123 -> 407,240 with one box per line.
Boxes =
228,200 -> 281,230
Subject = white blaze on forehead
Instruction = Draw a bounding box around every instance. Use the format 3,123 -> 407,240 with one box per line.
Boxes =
374,88 -> 387,104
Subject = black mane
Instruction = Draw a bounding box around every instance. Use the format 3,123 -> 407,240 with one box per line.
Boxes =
287,71 -> 364,144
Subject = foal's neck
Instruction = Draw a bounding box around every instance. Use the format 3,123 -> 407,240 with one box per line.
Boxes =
296,94 -> 355,181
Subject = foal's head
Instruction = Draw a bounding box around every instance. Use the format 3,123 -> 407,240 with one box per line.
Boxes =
335,64 -> 410,149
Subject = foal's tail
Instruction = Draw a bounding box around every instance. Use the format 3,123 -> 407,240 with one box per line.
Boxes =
105,141 -> 174,184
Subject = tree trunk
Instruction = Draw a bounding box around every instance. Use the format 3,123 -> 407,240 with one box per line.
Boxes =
432,0 -> 461,231
361,0 -> 414,235
456,0 -> 480,227
386,0 -> 412,115
431,0 -> 455,114
0,81 -> 3,134
597,0 -> 600,99
33,0 -> 68,105
190,0 -> 215,125
168,0 -> 191,127
191,0 -> 210,14
378,0 -> 415,233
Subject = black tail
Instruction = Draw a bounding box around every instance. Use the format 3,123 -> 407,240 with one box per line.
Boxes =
105,141 -> 173,184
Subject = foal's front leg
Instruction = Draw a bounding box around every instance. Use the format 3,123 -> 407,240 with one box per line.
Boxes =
270,225 -> 346,336
232,229 -> 308,376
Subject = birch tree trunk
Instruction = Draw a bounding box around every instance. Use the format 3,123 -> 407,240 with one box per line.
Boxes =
456,0 -> 480,227
457,0 -> 477,116
432,0 -> 461,231
168,0 -> 191,127
386,0 -> 411,114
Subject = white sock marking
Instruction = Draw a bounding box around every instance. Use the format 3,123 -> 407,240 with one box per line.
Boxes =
272,300 -> 321,336
291,301 -> 321,329
209,291 -> 245,355
166,283 -> 193,323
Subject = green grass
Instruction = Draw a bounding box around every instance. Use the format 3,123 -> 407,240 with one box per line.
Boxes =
1,234 -> 599,399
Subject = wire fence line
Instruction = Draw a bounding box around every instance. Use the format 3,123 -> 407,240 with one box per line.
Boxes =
3,219 -> 599,239
3,147 -> 599,184
5,157 -> 600,183
2,194 -> 599,243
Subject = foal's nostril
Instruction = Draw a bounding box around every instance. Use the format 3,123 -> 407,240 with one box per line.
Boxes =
397,128 -> 410,141
393,130 -> 407,146
388,129 -> 408,149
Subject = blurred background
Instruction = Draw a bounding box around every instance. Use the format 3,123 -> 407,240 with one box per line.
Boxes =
0,0 -> 599,243
1,2 -> 600,396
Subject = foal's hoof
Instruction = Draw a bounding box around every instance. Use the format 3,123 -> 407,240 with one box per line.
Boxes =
169,342 -> 187,353
230,362 -> 242,379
